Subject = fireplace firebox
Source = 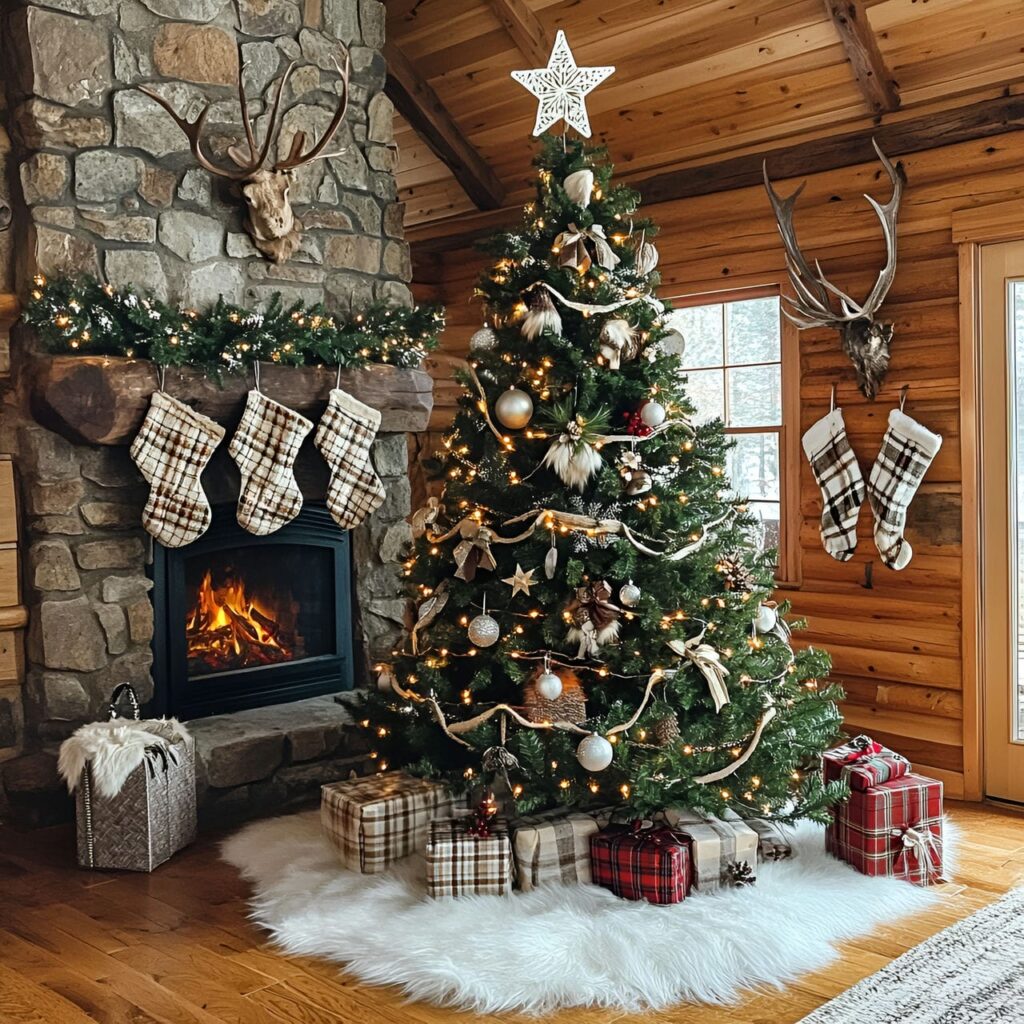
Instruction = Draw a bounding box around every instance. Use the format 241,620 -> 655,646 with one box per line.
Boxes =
151,504 -> 354,719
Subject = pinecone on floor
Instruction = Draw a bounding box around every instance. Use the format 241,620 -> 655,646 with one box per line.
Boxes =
652,712 -> 681,747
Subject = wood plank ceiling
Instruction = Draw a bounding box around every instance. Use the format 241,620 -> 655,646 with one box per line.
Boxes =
387,0 -> 1024,242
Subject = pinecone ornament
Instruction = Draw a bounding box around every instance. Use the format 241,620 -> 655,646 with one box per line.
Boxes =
715,552 -> 758,592
652,712 -> 681,747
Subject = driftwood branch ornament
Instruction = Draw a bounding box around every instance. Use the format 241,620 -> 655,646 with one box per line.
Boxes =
140,43 -> 352,263
763,139 -> 906,399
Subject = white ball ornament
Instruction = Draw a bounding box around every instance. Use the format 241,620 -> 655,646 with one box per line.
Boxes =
640,400 -> 667,428
535,670 -> 563,701
470,325 -> 497,352
755,603 -> 778,633
618,580 -> 641,608
576,733 -> 614,772
494,387 -> 534,430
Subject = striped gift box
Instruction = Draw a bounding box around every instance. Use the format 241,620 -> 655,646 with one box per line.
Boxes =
823,734 -> 910,791
510,806 -> 614,891
662,808 -> 759,891
321,772 -> 454,874
425,817 -> 514,898
826,772 -> 943,886
590,822 -> 692,905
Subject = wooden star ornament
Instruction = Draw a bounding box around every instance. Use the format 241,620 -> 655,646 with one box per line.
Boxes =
502,563 -> 537,598
511,30 -> 615,139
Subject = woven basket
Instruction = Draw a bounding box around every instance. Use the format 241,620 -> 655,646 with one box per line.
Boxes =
523,668 -> 587,724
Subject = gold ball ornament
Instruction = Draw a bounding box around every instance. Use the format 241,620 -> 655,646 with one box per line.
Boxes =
576,733 -> 614,772
495,387 -> 534,430
467,612 -> 500,648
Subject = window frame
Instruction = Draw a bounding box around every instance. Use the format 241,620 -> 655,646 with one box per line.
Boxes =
665,284 -> 802,588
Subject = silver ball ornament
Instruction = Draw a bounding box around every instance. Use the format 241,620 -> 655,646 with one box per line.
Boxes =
618,580 -> 641,608
535,670 -> 563,701
495,387 -> 534,430
470,325 -> 497,352
640,400 -> 667,428
576,733 -> 614,772
754,603 -> 778,633
467,613 -> 500,648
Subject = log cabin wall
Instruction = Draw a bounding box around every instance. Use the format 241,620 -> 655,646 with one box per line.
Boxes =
414,129 -> 1024,801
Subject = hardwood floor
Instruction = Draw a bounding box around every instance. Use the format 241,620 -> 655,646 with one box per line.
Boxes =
1,801 -> 1022,1024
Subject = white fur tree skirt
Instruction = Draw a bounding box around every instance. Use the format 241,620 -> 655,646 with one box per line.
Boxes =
221,811 -> 950,1014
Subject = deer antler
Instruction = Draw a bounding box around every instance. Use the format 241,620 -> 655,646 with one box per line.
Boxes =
273,50 -> 351,170
763,138 -> 905,329
139,57 -> 296,180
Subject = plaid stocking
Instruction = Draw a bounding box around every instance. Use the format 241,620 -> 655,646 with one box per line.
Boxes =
130,390 -> 225,548
801,407 -> 865,561
314,388 -> 386,529
228,389 -> 313,536
867,408 -> 942,570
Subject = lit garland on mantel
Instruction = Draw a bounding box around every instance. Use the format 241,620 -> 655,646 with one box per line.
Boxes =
22,274 -> 444,373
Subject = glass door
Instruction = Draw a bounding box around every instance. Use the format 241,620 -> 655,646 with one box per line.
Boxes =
980,242 -> 1024,802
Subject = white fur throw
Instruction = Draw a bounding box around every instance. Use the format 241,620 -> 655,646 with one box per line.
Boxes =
58,718 -> 191,799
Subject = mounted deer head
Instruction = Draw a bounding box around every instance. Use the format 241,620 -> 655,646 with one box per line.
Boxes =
140,47 -> 350,263
763,139 -> 906,399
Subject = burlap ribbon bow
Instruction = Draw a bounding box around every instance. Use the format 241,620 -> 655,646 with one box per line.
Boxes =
553,223 -> 620,273
411,496 -> 442,538
453,522 -> 497,582
891,825 -> 941,881
667,634 -> 731,713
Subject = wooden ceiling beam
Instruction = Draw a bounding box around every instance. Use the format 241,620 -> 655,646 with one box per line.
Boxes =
408,93 -> 1024,252
488,0 -> 551,66
384,41 -> 506,211
823,0 -> 900,114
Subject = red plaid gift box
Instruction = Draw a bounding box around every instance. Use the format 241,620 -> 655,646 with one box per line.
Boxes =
425,816 -> 515,898
590,821 -> 692,905
321,772 -> 455,874
823,734 -> 910,791
826,771 -> 944,886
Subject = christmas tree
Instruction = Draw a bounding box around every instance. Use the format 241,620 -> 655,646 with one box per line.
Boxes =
358,44 -> 845,823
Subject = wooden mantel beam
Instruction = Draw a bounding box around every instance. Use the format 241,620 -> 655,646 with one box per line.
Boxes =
488,0 -> 551,66
384,41 -> 506,211
823,0 -> 900,114
409,93 -> 1024,253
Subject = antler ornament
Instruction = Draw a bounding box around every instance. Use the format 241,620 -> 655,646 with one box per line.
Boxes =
764,139 -> 906,399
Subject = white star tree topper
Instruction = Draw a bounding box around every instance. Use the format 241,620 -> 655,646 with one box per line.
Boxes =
511,30 -> 615,139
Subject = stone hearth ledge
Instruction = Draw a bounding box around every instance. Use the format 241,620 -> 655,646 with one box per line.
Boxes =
30,354 -> 434,446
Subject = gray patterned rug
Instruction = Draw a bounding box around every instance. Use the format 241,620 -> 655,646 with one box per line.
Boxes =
798,887 -> 1024,1023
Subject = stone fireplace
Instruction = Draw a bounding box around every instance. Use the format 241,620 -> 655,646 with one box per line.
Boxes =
0,0 -> 430,826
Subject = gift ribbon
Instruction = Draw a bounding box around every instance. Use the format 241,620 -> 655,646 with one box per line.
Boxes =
626,819 -> 685,847
891,825 -> 941,880
452,524 -> 498,581
840,735 -> 884,763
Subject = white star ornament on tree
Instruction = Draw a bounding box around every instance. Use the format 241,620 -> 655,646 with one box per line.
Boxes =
510,29 -> 615,139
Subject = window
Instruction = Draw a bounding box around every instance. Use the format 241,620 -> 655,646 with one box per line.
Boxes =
665,289 -> 799,585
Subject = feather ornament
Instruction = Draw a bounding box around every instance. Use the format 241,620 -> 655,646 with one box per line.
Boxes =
598,318 -> 639,369
521,289 -> 562,340
563,168 -> 595,207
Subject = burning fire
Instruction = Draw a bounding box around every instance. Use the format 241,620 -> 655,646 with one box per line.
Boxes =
186,569 -> 295,673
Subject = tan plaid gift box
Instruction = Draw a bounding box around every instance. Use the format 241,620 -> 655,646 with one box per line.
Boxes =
510,805 -> 614,891
663,808 -> 760,892
321,772 -> 454,874
426,817 -> 515,898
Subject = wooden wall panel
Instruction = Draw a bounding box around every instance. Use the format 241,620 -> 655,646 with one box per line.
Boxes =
417,130 -> 1024,795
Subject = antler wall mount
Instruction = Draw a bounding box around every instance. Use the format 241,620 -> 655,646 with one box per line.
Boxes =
139,46 -> 351,264
763,139 -> 906,400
